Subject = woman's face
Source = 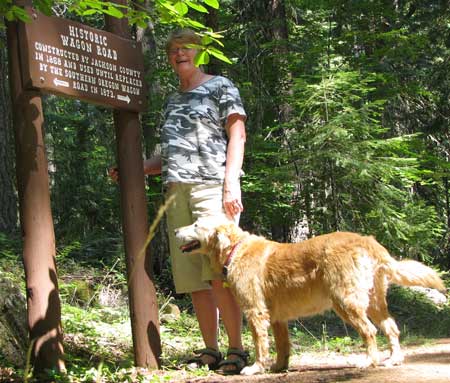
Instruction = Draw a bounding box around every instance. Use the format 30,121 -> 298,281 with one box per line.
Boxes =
168,42 -> 198,77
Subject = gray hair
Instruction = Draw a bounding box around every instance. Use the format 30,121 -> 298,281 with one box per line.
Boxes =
165,28 -> 202,54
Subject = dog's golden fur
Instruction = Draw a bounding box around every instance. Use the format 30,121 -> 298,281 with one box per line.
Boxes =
175,219 -> 445,375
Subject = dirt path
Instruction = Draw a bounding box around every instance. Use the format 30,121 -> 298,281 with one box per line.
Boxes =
187,339 -> 450,383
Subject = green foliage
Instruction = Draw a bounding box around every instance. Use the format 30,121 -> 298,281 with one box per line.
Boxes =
60,279 -> 95,306
2,4 -> 31,22
1,0 -> 232,65
288,69 -> 444,256
1,0 -> 52,22
43,96 -> 122,242
388,285 -> 450,338
0,232 -> 24,286
234,0 -> 449,265
78,0 -> 234,65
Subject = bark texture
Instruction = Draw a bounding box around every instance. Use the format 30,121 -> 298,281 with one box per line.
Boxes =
0,28 -> 18,233
0,276 -> 28,367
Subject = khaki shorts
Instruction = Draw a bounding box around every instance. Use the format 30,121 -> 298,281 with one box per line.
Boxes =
165,183 -> 239,294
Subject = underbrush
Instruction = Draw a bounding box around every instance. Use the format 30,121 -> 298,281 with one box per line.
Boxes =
0,233 -> 449,382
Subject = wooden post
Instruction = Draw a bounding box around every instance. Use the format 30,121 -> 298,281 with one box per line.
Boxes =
6,1 -> 65,372
105,2 -> 161,368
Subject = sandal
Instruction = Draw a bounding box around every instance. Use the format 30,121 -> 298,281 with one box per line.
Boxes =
216,348 -> 249,375
186,347 -> 222,370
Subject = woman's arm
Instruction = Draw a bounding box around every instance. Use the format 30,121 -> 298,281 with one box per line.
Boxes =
109,155 -> 162,182
144,155 -> 162,176
223,113 -> 246,218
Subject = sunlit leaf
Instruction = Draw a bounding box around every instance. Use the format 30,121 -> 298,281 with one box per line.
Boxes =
82,9 -> 98,16
81,0 -> 103,10
186,19 -> 206,29
136,18 -> 149,29
6,5 -> 31,22
159,1 -> 179,13
203,0 -> 219,9
206,31 -> 224,39
104,6 -> 124,18
185,43 -> 204,50
174,1 -> 189,15
185,1 -> 208,13
194,50 -> 210,66
201,35 -> 213,45
208,48 -> 232,64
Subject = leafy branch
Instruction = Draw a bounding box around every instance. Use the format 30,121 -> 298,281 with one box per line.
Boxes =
72,0 -> 230,65
1,0 -> 231,64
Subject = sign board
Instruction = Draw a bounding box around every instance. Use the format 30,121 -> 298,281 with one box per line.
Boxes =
18,7 -> 146,112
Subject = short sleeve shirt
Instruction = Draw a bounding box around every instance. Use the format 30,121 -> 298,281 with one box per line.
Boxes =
161,76 -> 246,184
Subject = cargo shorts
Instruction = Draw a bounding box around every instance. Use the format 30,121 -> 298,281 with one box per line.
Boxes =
165,182 -> 239,294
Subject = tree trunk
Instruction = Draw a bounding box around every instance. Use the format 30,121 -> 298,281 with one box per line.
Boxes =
0,26 -> 17,233
269,0 -> 309,242
136,2 -> 174,292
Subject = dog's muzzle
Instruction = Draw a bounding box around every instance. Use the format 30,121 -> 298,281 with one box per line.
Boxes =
180,240 -> 201,253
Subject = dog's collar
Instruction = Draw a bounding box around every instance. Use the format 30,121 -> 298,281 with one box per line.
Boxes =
222,240 -> 243,278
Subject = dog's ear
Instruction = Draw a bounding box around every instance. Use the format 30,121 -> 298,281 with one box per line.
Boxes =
214,227 -> 232,252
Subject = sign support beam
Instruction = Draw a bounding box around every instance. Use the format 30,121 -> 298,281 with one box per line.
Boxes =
105,1 -> 161,369
6,1 -> 65,372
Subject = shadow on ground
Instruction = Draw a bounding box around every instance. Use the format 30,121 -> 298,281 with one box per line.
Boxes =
187,340 -> 450,383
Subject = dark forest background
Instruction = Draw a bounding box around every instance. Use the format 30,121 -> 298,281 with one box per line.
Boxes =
1,0 -> 449,293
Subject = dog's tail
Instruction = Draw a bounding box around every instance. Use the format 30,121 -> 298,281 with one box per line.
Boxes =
387,259 -> 445,292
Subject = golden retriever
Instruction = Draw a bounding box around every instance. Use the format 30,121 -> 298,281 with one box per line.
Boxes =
175,218 -> 446,375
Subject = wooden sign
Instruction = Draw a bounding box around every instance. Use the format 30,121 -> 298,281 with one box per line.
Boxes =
18,7 -> 146,112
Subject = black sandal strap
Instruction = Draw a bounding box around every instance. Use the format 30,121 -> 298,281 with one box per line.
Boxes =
187,347 -> 222,369
217,348 -> 249,374
226,348 -> 249,361
194,347 -> 222,360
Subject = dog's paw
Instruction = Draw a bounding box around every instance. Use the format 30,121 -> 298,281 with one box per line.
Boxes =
240,363 -> 265,375
381,353 -> 404,367
354,355 -> 377,369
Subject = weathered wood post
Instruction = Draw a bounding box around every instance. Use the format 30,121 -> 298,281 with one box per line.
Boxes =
8,1 -> 161,370
6,0 -> 65,372
105,1 -> 161,368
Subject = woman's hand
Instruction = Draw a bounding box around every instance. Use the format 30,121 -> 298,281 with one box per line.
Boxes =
108,166 -> 119,182
108,155 -> 162,183
223,114 -> 246,219
223,180 -> 243,218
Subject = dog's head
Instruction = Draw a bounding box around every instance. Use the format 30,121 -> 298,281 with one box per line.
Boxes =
175,217 -> 244,271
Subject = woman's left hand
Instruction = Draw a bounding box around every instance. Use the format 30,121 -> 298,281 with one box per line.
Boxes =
223,181 -> 243,218
223,114 -> 246,219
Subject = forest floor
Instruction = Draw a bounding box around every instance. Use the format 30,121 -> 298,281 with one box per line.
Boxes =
1,339 -> 449,382
1,305 -> 450,383
180,339 -> 450,383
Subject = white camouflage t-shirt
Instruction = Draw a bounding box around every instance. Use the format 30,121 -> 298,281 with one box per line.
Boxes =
161,76 -> 246,184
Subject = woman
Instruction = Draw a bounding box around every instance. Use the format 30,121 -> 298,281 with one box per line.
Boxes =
111,28 -> 247,374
